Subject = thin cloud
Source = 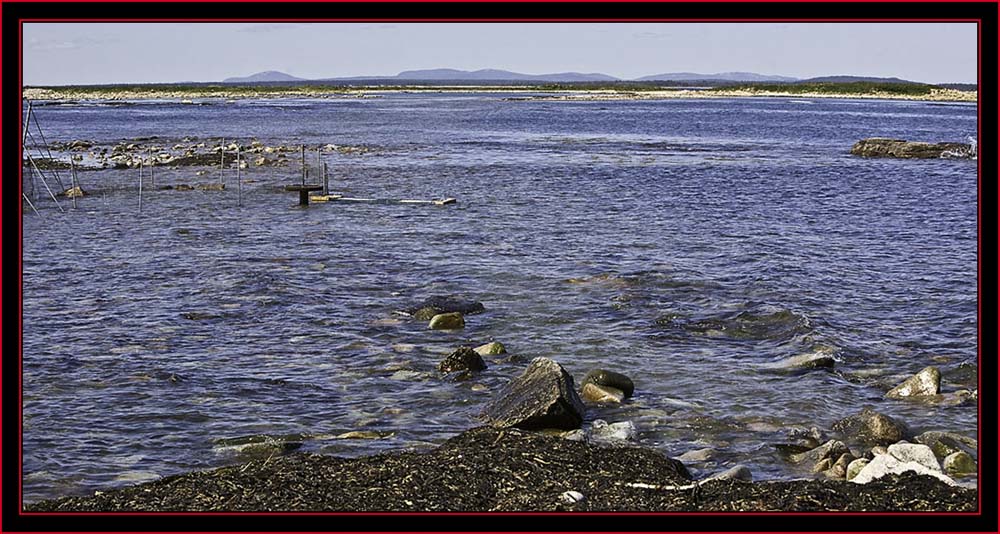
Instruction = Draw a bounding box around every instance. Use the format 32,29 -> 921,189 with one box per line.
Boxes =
633,31 -> 673,40
26,36 -> 118,51
237,23 -> 306,33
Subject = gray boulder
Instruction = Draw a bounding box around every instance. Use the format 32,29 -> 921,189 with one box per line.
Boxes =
789,439 -> 850,465
832,408 -> 909,446
479,357 -> 586,430
439,347 -> 486,373
914,431 -> 977,460
850,138 -> 974,159
886,366 -> 940,399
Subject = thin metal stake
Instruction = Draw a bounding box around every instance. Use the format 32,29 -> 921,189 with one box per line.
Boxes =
300,145 -> 306,185
70,158 -> 78,209
237,145 -> 243,207
323,162 -> 329,195
26,153 -> 64,212
23,192 -> 41,216
220,138 -> 226,186
138,161 -> 143,213
149,147 -> 155,188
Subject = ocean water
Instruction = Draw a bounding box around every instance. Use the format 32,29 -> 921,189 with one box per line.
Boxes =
21,93 -> 978,504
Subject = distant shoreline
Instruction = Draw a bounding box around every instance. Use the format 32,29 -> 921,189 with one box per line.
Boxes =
22,86 -> 976,103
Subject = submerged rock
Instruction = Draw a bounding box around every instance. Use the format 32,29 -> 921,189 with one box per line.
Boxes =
429,312 -> 465,330
212,434 -> 304,458
759,347 -> 835,373
479,357 -> 586,430
703,465 -> 752,483
832,408 -> 909,447
581,369 -> 635,399
401,295 -> 485,318
62,186 -> 86,198
439,347 -> 487,373
850,138 -> 974,159
195,183 -> 226,191
677,305 -> 811,341
886,366 -> 940,399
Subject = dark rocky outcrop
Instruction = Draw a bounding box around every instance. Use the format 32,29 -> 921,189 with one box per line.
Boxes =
850,138 -> 974,159
479,358 -> 586,430
401,295 -> 485,318
439,347 -> 487,373
26,427 -> 973,512
832,408 -> 909,447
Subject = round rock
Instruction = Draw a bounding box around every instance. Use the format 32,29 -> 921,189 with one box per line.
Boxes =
429,312 -> 465,330
581,369 -> 634,399
439,347 -> 487,373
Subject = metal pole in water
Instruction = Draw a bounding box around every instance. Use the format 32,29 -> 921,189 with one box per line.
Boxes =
23,192 -> 41,216
220,137 -> 226,186
26,153 -> 64,212
70,158 -> 78,209
138,160 -> 143,214
300,145 -> 306,185
149,147 -> 155,188
237,144 -> 242,207
323,162 -> 329,195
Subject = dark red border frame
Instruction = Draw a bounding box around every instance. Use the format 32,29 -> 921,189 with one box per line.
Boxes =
3,3 -> 996,533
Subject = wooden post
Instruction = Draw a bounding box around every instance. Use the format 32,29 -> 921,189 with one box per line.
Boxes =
138,160 -> 143,213
237,144 -> 242,207
70,158 -> 78,209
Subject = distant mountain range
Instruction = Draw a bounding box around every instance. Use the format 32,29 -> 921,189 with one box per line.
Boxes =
221,69 -> 960,86
636,71 -> 797,82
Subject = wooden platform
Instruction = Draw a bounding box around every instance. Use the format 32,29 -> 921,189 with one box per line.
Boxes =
310,195 -> 456,206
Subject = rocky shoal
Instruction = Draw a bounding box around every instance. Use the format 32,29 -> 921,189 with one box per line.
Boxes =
25,425 -> 975,512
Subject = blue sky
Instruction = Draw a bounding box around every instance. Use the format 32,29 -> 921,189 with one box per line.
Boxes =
22,22 -> 978,85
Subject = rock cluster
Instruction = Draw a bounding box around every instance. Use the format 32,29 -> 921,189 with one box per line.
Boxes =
850,138 -> 975,159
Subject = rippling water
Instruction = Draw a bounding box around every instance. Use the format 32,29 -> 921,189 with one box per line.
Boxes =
21,94 -> 978,504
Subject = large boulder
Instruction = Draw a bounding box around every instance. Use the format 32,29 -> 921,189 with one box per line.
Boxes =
914,431 -> 977,460
850,138 -> 974,159
886,366 -> 940,399
851,444 -> 954,486
832,408 -> 909,447
479,357 -> 586,430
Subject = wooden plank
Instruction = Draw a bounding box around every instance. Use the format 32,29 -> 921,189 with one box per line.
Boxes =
314,196 -> 457,206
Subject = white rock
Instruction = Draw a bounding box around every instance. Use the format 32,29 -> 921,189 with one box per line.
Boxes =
887,443 -> 941,471
559,490 -> 586,504
589,419 -> 637,443
851,454 -> 955,485
886,366 -> 940,398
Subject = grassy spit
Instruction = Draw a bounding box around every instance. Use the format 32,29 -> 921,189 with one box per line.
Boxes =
22,81 -> 976,102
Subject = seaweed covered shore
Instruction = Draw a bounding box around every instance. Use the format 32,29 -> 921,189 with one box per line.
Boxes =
26,426 -> 975,512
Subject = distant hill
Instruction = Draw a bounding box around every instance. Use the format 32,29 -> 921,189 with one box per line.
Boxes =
392,68 -> 619,82
636,72 -> 798,82
223,71 -> 305,83
797,75 -> 920,85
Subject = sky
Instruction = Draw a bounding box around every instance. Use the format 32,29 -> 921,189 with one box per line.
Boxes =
22,22 -> 978,86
